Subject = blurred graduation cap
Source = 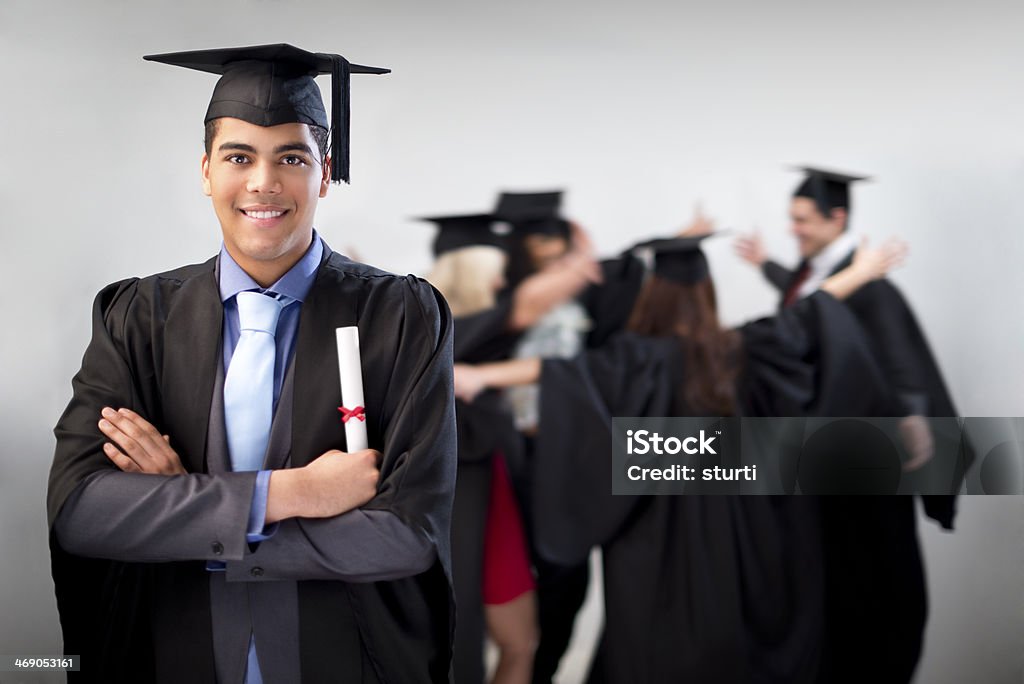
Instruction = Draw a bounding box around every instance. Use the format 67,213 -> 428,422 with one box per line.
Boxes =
494,191 -> 570,238
418,214 -> 506,257
631,234 -> 718,285
792,166 -> 871,217
144,43 -> 389,184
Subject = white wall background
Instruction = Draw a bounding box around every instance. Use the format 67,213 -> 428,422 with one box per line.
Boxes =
0,1 -> 1021,682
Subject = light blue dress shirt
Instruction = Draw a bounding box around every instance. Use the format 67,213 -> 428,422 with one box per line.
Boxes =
218,231 -> 323,684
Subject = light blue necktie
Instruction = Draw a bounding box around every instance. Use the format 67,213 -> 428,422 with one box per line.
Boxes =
224,291 -> 283,684
224,291 -> 283,473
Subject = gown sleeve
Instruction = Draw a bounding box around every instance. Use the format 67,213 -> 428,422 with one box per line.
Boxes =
844,280 -> 961,526
451,296 -> 524,465
744,291 -> 959,525
452,293 -> 521,363
579,254 -> 647,348
345,276 -> 457,569
49,279 -> 143,526
762,259 -> 794,292
530,334 -> 678,566
739,290 -> 899,418
844,280 -> 957,417
47,280 -> 159,680
49,279 -> 267,564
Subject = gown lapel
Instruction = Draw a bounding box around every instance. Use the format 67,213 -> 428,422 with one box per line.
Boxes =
161,259 -> 223,475
290,249 -> 361,467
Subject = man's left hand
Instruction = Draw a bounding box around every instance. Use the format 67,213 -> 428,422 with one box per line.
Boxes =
98,407 -> 187,475
899,414 -> 935,472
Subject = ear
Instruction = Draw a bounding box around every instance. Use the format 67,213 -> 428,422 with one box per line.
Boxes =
319,156 -> 331,198
201,154 -> 212,197
830,207 -> 849,231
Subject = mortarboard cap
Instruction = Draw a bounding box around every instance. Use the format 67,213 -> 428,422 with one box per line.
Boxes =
144,44 -> 389,184
631,234 -> 717,285
494,191 -> 563,221
494,191 -> 569,238
419,214 -> 506,257
508,216 -> 571,238
792,166 -> 870,217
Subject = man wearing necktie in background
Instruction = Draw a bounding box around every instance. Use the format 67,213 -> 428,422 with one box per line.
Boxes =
47,44 -> 457,683
735,167 -> 960,683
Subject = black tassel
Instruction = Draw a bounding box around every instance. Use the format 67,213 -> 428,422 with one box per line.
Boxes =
329,55 -> 351,184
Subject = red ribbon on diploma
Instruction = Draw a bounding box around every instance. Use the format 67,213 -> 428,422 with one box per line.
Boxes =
338,405 -> 366,424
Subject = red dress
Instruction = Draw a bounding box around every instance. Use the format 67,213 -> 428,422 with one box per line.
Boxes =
481,453 -> 536,604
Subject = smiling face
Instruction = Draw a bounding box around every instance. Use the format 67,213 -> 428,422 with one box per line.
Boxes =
789,197 -> 847,259
201,117 -> 330,286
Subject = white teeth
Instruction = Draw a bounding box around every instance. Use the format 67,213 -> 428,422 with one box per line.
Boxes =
245,210 -> 284,219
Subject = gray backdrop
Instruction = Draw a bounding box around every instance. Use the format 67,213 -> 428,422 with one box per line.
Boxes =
1,1 -> 1021,682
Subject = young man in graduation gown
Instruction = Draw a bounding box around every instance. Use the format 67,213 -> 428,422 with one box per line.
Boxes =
736,167 -> 960,682
46,44 -> 456,683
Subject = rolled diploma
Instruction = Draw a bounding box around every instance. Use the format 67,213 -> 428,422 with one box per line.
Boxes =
335,326 -> 368,451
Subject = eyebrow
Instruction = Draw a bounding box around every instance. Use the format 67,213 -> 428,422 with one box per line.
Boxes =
218,141 -> 316,156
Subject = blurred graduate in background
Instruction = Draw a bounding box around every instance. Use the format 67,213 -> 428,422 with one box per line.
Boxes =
736,167 -> 961,682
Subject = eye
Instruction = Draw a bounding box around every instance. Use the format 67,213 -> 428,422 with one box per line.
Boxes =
226,154 -> 249,164
281,155 -> 308,166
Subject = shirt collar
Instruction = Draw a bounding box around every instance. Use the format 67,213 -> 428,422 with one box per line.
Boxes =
809,231 -> 857,278
218,229 -> 324,303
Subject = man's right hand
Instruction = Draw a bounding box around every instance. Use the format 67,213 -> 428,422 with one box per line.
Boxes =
99,407 -> 187,475
734,231 -> 767,267
564,221 -> 603,284
266,449 -> 381,523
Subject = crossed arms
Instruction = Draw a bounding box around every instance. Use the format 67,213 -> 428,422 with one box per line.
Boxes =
50,275 -> 455,583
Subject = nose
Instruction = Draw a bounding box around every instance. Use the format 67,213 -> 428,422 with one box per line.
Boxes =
245,160 -> 282,195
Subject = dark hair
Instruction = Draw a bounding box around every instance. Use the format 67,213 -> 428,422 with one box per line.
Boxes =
503,233 -> 541,288
203,119 -> 330,160
503,231 -> 570,288
626,275 -> 741,416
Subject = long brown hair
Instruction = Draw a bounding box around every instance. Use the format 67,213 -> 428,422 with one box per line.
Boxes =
626,275 -> 741,415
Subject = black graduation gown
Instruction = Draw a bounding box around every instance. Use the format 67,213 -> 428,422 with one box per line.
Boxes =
765,254 -> 959,450
529,292 -> 897,683
452,294 -> 525,469
767,254 -> 959,683
578,254 -> 647,349
450,296 -> 526,684
47,248 -> 457,683
449,254 -> 646,683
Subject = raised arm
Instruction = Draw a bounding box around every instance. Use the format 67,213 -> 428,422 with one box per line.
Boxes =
735,231 -> 792,292
819,237 -> 908,300
508,222 -> 601,330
